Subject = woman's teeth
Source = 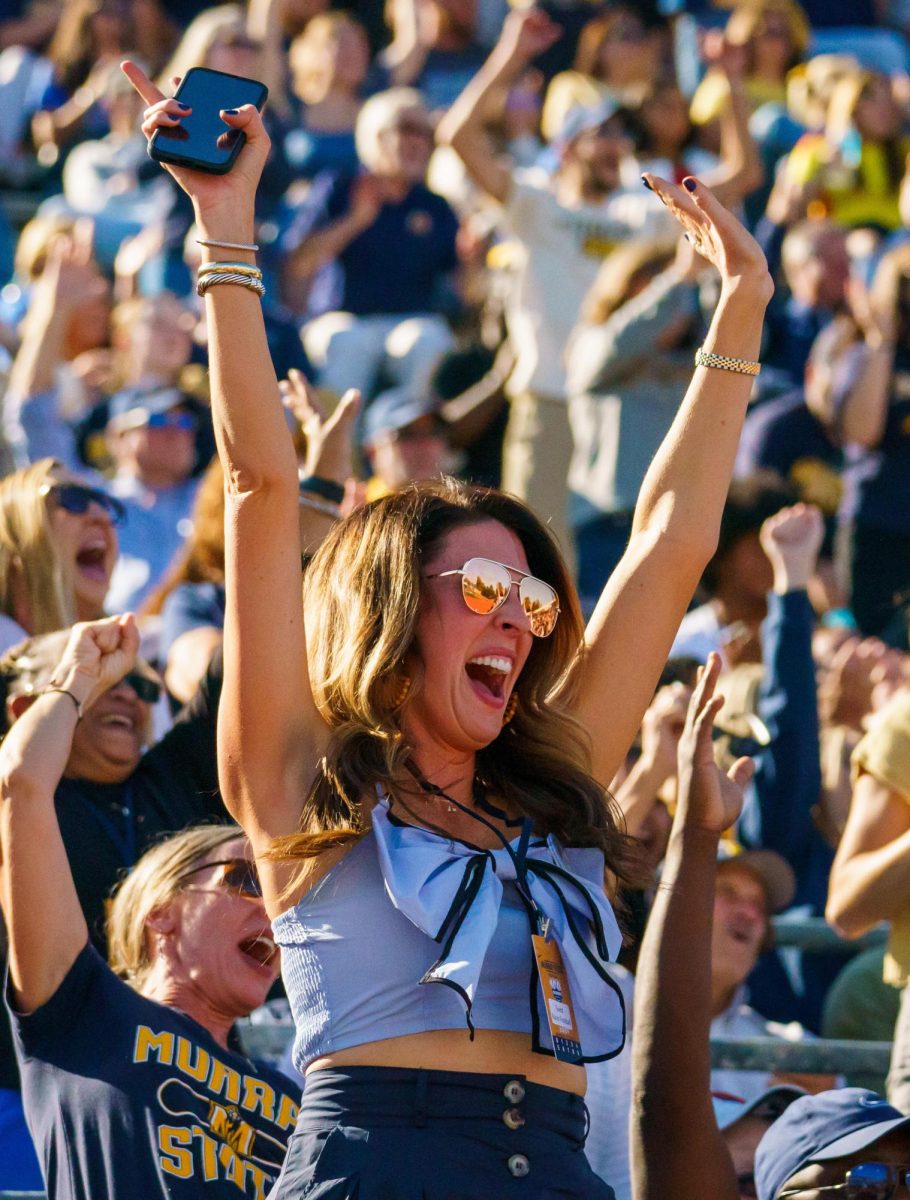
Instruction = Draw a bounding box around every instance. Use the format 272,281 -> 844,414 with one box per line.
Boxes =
467,656 -> 511,674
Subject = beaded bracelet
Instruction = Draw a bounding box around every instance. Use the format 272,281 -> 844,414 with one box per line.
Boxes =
694,347 -> 761,377
299,475 -> 345,505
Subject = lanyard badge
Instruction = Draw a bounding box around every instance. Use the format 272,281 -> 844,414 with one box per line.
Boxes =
531,917 -> 583,1064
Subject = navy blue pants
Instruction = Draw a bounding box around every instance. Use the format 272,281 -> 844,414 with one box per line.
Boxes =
270,1066 -> 616,1198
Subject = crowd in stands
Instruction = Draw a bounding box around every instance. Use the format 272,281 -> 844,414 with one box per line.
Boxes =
4,0 -> 910,1196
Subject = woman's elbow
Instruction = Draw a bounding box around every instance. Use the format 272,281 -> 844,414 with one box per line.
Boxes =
825,888 -> 876,940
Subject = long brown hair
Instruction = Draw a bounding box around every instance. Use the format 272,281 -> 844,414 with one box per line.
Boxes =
270,479 -> 637,889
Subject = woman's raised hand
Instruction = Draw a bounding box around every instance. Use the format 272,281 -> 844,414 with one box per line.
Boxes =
119,59 -> 270,221
51,615 -> 141,714
642,174 -> 773,302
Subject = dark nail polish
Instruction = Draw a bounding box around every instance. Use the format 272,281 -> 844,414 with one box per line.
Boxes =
641,175 -> 653,191
223,108 -> 239,115
683,177 -> 697,192
176,101 -> 190,110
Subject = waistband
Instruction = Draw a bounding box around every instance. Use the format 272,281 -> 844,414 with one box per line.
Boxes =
298,1066 -> 588,1143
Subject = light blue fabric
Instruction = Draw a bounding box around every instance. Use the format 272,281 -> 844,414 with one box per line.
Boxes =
273,796 -> 626,1073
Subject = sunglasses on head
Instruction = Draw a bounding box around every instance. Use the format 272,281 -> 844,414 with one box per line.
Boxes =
42,482 -> 126,526
117,671 -> 162,704
780,1163 -> 910,1198
179,857 -> 262,899
426,556 -> 561,638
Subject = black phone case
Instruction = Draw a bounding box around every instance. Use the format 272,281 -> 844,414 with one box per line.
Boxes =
148,68 -> 268,175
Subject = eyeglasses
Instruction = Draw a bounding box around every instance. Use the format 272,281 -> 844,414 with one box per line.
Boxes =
42,482 -> 126,526
116,671 -> 162,704
145,411 -> 197,432
178,857 -> 262,899
426,556 -> 561,638
780,1163 -> 910,1198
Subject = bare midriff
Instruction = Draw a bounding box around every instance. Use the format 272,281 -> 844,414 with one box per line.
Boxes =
306,1029 -> 587,1095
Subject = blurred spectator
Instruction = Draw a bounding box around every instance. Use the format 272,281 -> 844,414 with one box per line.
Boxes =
284,12 -> 371,179
814,243 -> 910,645
784,70 -> 910,232
378,0 -> 487,115
29,0 -> 136,165
104,387 -> 202,612
671,474 -> 797,664
361,387 -> 451,498
710,846 -> 802,1104
566,235 -> 702,607
0,459 -> 118,652
828,687 -> 910,1111
439,8 -> 668,558
716,1085 -> 807,1200
690,1 -> 810,132
541,6 -> 665,143
287,88 -> 458,408
143,456 -> 224,705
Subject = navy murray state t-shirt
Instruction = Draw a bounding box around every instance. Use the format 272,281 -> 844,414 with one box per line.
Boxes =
10,945 -> 300,1200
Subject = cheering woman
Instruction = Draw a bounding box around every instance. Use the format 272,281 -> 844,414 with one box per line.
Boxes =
124,55 -> 772,1198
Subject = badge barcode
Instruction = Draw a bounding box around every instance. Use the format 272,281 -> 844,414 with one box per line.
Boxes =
553,1037 -> 583,1063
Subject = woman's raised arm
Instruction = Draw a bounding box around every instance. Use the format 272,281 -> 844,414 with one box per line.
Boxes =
0,617 -> 137,1011
122,63 -> 329,855
561,176 -> 773,788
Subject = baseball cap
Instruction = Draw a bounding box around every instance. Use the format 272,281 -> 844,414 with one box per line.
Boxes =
713,1085 -> 807,1133
717,842 -> 797,914
755,1089 -> 910,1200
361,387 -> 442,448
553,98 -> 622,153
107,386 -> 186,432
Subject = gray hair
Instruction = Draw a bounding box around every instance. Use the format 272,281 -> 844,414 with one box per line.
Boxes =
355,88 -> 430,171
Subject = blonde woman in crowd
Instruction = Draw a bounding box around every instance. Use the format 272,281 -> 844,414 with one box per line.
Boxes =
0,458 -> 120,653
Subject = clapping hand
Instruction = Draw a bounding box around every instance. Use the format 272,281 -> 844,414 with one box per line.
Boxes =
675,654 -> 754,835
280,371 -> 360,497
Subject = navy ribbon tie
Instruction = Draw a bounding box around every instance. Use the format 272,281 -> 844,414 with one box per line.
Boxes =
372,796 -> 627,1063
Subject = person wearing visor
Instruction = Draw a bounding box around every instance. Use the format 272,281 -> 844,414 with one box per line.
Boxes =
0,616 -> 299,1198
360,387 -> 452,499
126,49 -> 772,1197
105,386 -> 203,613
754,1087 -> 910,1200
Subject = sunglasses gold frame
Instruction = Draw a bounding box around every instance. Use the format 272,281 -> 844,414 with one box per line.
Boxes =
426,556 -> 561,638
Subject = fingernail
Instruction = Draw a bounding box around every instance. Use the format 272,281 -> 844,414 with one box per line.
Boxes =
223,108 -> 239,115
641,175 -> 653,191
176,101 -> 190,110
683,177 -> 697,192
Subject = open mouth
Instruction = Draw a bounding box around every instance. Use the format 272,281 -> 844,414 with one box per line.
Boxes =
238,934 -> 277,971
100,712 -> 136,732
76,542 -> 110,581
465,655 -> 511,705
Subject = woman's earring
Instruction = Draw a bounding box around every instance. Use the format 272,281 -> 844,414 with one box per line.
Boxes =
392,674 -> 412,710
502,692 -> 519,726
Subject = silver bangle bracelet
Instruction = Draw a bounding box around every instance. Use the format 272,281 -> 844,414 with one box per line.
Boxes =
298,495 -> 341,519
196,238 -> 259,252
196,271 -> 266,299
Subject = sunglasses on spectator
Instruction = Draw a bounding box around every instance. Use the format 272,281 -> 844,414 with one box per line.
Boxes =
115,672 -> 162,704
426,556 -> 561,638
178,857 -> 263,899
779,1163 -> 910,1198
41,482 -> 126,526
144,411 -> 197,432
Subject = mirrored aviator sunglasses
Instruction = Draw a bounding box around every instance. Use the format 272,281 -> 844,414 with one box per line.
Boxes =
42,482 -> 126,526
430,556 -> 561,638
781,1163 -> 910,1200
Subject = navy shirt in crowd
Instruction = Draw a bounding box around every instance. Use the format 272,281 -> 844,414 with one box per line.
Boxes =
841,354 -> 910,534
286,172 -> 459,318
10,945 -> 299,1200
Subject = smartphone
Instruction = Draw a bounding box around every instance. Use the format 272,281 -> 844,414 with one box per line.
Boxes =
149,67 -> 268,175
